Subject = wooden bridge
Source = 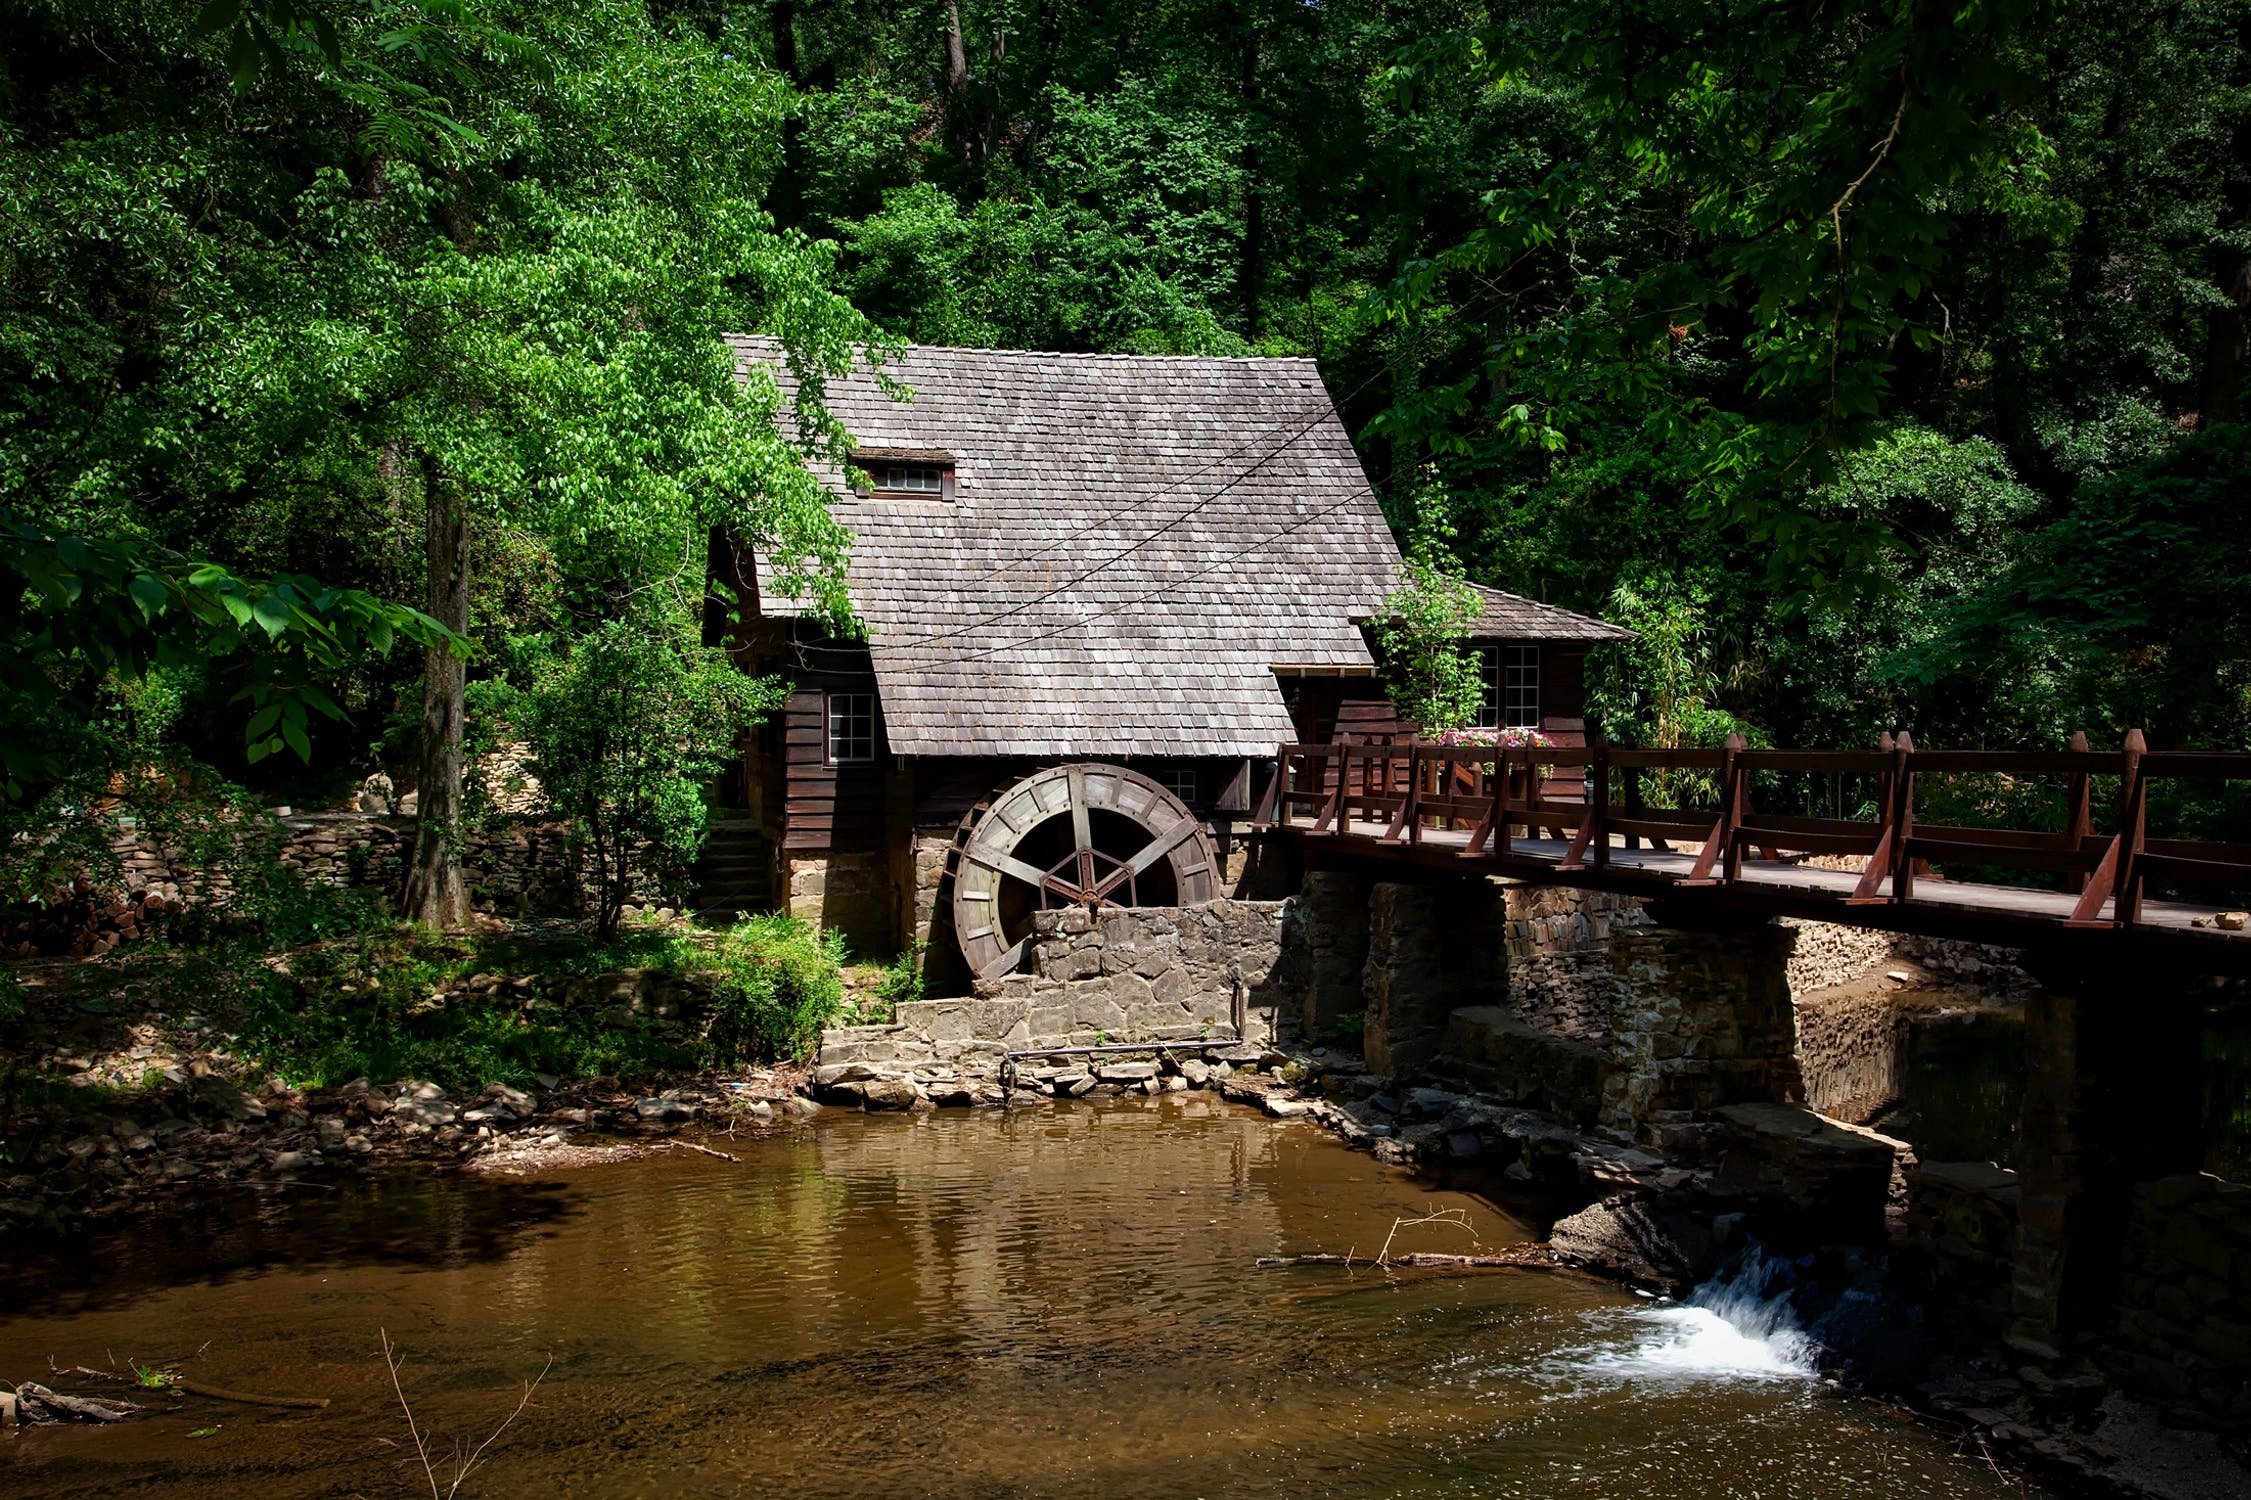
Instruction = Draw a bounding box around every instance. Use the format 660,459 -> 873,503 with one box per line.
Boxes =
1249,731 -> 2251,976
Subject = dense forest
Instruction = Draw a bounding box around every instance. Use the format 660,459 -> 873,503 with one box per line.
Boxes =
4,0 -> 2249,887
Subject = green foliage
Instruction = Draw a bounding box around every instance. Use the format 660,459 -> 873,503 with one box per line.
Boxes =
703,914 -> 846,1066
1895,424 -> 2251,750
0,524 -> 458,804
876,941 -> 927,1010
1372,560 -> 1485,732
2,0 -> 881,806
515,615 -> 783,936
102,921 -> 729,1094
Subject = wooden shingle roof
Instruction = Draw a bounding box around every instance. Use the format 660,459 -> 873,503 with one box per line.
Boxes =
1459,581 -> 1635,644
732,337 -> 1399,758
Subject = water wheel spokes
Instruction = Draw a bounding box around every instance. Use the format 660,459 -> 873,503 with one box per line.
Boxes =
951,762 -> 1219,978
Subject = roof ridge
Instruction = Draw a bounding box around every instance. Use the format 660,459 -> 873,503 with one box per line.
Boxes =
724,331 -> 1316,366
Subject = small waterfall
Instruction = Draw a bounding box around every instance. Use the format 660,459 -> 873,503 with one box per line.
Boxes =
1581,1251 -> 1819,1382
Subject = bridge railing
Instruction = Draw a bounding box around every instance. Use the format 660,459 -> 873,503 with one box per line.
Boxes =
1252,730 -> 2251,933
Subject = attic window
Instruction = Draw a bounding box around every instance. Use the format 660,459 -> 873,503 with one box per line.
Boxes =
854,451 -> 956,500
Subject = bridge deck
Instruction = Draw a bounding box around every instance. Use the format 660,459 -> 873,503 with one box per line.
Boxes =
1282,819 -> 2251,969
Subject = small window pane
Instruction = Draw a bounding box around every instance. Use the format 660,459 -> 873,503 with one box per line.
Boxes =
871,464 -> 944,494
827,693 -> 876,763
1153,766 -> 1198,805
1478,647 -> 1539,730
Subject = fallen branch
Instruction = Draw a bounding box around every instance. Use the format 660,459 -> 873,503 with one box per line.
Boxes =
668,1140 -> 739,1164
176,1378 -> 330,1410
1257,1245 -> 1557,1270
8,1383 -> 141,1423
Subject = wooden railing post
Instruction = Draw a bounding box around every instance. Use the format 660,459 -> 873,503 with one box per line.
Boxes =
2117,727 -> 2148,926
1623,757 -> 1644,852
1684,732 -> 1745,884
1890,730 -> 1918,903
1384,742 -> 1422,844
1722,735 -> 1750,884
2064,729 -> 2092,894
1591,732 -> 1611,870
1847,732 -> 1903,904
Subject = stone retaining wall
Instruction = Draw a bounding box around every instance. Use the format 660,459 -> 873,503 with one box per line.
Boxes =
1600,922 -> 1802,1143
817,899 -> 1291,1084
1505,886 -> 1648,1044
113,810 -> 673,919
2106,1173 -> 2251,1426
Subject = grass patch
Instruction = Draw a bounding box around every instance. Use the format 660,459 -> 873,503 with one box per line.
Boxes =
28,900 -> 848,1097
704,914 -> 846,1067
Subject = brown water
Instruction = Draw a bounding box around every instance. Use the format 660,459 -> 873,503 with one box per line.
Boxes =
0,1097 -> 2031,1498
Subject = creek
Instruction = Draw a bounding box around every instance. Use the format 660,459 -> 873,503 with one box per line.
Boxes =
0,1096 -> 2039,1498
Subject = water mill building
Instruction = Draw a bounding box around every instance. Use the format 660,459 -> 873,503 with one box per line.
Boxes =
708,337 -> 1630,989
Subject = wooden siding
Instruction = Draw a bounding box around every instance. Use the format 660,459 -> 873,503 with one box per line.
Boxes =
781,669 -> 890,853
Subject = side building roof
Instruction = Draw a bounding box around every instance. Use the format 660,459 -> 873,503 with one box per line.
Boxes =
1458,581 -> 1635,644
731,336 -> 1398,758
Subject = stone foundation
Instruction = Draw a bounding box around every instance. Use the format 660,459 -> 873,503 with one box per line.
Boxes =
1362,881 -> 1506,1076
1600,918 -> 1802,1142
781,850 -> 893,952
1502,885 -> 1648,1045
1295,870 -> 1372,1037
2107,1173 -> 2251,1425
817,899 -> 1290,1082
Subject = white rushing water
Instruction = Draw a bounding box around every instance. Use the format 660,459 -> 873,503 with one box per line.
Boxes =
1576,1257 -> 1820,1382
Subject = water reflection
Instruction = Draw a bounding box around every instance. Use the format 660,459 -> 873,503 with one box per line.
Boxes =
0,1096 -> 2037,1498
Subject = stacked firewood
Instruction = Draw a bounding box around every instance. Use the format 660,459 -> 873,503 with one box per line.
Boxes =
2,877 -> 173,959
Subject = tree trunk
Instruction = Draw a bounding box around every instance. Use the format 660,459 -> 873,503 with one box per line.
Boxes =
943,0 -> 970,93
406,456 -> 471,930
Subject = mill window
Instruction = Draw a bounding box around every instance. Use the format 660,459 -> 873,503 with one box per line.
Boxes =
1477,647 -> 1540,730
826,693 -> 877,764
855,453 -> 955,500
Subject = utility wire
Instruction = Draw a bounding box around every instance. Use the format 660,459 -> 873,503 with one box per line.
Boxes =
880,287 -> 1504,653
946,482 -> 1390,666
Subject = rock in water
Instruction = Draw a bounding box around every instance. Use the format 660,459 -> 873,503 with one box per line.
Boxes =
859,1077 -> 922,1111
1546,1195 -> 1716,1296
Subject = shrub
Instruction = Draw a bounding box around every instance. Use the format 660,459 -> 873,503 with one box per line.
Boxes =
1372,559 -> 1485,732
875,941 -> 926,1009
517,616 -> 784,938
702,914 -> 846,1066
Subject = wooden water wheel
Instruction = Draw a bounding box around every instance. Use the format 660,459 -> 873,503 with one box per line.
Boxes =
952,763 -> 1219,978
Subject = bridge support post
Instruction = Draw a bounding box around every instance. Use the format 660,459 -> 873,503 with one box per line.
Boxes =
1601,906 -> 1802,1148
1293,869 -> 1373,1038
1361,879 -> 1506,1077
2007,959 -> 2205,1362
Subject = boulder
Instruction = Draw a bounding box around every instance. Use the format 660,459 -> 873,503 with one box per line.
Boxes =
1547,1194 -> 1718,1296
480,1083 -> 538,1118
860,1077 -> 922,1111
1098,1061 -> 1159,1083
392,1082 -> 456,1128
633,1096 -> 698,1124
192,1077 -> 267,1123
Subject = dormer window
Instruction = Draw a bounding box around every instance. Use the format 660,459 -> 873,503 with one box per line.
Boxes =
853,449 -> 956,501
871,463 -> 943,494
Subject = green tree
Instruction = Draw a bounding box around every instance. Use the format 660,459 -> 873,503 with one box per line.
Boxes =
518,615 -> 783,937
1372,560 -> 1485,732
